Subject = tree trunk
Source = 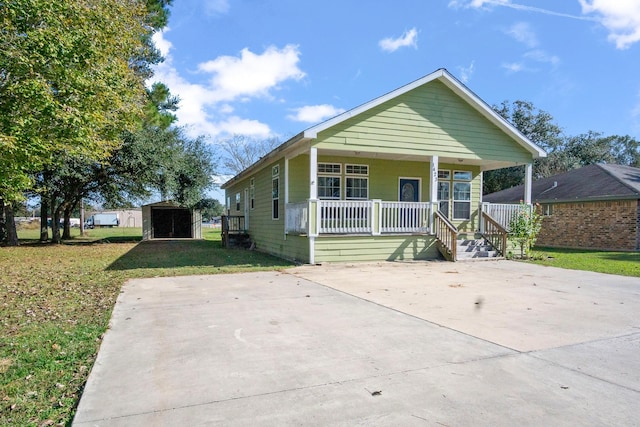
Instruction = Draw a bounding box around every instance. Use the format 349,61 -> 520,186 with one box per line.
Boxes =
50,197 -> 62,244
40,196 -> 49,242
62,204 -> 72,239
4,202 -> 19,246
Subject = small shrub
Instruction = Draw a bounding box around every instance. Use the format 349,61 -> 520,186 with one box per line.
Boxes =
508,203 -> 542,259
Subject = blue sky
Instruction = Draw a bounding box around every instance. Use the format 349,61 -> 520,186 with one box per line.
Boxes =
150,0 -> 640,198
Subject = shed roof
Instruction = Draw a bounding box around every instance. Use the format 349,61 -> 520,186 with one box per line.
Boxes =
222,68 -> 546,189
483,164 -> 640,203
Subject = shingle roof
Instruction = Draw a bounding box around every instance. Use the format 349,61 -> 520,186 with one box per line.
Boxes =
483,164 -> 640,203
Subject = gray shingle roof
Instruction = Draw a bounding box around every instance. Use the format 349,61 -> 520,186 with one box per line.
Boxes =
483,164 -> 640,203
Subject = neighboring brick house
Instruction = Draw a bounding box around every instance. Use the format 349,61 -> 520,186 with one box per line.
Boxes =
484,164 -> 640,251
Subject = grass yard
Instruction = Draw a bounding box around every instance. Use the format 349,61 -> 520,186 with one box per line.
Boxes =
0,228 -> 292,426
530,247 -> 640,277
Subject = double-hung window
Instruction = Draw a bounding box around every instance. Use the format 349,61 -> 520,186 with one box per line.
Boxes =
437,170 -> 451,218
250,177 -> 255,209
272,165 -> 280,220
345,164 -> 368,200
318,163 -> 341,199
452,171 -> 472,220
437,170 -> 472,220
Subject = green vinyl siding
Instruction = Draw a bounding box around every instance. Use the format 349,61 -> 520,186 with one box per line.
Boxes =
287,154 -> 310,203
314,235 -> 440,262
225,157 -> 309,263
314,80 -> 531,164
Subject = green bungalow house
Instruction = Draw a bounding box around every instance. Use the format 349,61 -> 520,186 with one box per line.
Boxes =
221,69 -> 546,263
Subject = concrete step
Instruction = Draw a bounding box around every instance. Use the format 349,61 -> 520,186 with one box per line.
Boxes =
456,239 -> 502,261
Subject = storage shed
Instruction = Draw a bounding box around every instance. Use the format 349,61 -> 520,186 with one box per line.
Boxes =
142,201 -> 202,240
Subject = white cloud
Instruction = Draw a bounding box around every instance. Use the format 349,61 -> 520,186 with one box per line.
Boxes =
579,0 -> 640,49
501,62 -> 525,73
204,0 -> 230,16
448,0 -> 508,8
450,0 -> 594,20
457,61 -> 475,83
379,28 -> 418,52
287,104 -> 346,123
505,22 -> 538,48
217,116 -> 271,137
524,49 -> 560,66
198,45 -> 306,102
153,29 -> 173,57
150,30 -> 306,139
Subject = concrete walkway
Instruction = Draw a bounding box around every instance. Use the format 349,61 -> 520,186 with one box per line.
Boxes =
73,261 -> 640,426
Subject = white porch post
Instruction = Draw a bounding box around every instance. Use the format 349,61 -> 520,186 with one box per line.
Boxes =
283,157 -> 289,240
524,163 -> 533,205
429,155 -> 439,233
309,147 -> 318,264
309,147 -> 318,200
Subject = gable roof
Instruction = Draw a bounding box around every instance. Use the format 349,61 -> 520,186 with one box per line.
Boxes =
484,164 -> 640,203
222,68 -> 546,189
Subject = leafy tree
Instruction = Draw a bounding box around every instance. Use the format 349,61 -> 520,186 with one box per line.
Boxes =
196,198 -> 225,221
1,0 -> 171,244
485,100 -> 564,194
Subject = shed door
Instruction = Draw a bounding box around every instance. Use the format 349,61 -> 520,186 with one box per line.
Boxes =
152,208 -> 192,238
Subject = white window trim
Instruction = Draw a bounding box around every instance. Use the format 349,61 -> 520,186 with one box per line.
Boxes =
318,162 -> 342,200
345,164 -> 369,176
345,176 -> 369,200
250,177 -> 255,210
272,165 -> 280,220
452,178 -> 472,221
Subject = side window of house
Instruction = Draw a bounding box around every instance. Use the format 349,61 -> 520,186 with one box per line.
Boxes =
235,193 -> 240,212
226,196 -> 230,214
250,177 -> 255,209
437,170 -> 451,218
318,163 -> 341,199
542,204 -> 553,216
345,164 -> 368,200
452,171 -> 472,220
272,165 -> 279,220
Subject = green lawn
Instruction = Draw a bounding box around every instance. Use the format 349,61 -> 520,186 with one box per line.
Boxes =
530,247 -> 640,277
0,227 -> 292,426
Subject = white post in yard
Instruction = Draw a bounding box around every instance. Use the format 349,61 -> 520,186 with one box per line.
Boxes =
429,155 -> 439,233
524,163 -> 533,205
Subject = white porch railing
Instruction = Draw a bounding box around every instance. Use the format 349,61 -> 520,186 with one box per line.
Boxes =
480,202 -> 530,231
285,200 -> 434,235
380,201 -> 432,233
319,200 -> 372,234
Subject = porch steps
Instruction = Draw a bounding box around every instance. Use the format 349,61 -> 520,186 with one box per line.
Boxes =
456,237 -> 502,261
223,232 -> 252,249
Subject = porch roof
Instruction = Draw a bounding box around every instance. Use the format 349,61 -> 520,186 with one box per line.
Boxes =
222,68 -> 546,190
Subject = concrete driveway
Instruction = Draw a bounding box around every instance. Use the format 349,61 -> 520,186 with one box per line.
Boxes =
73,261 -> 640,426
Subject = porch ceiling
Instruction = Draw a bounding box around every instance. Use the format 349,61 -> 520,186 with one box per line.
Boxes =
314,148 -> 520,172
